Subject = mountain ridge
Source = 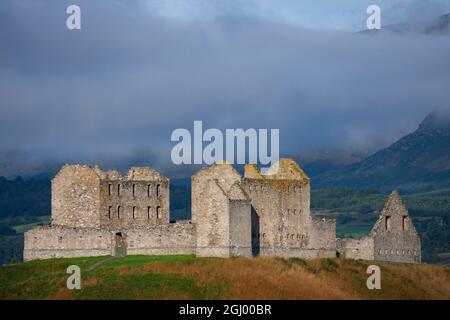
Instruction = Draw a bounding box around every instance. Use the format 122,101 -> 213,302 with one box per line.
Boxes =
313,110 -> 450,193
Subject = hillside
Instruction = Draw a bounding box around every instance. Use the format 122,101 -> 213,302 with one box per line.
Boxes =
1,255 -> 450,300
314,111 -> 450,193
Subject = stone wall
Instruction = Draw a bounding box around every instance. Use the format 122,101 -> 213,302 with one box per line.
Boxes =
126,221 -> 196,255
99,180 -> 169,230
24,226 -> 112,261
371,191 -> 421,263
194,179 -> 231,257
24,222 -> 196,261
191,159 -> 336,259
98,167 -> 170,229
242,178 -> 311,253
26,162 -> 421,264
307,217 -> 337,258
191,163 -> 241,224
337,191 -> 421,263
52,165 -> 101,228
228,186 -> 252,257
373,234 -> 421,263
241,160 -> 336,259
336,237 -> 374,260
51,165 -> 169,231
192,163 -> 253,258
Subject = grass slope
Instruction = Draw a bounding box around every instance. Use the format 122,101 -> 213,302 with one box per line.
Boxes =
1,255 -> 449,300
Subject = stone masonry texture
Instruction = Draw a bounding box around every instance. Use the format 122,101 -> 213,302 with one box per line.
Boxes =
24,160 -> 421,263
337,191 -> 421,263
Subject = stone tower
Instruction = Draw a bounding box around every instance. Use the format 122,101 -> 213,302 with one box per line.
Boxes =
51,165 -> 170,229
191,163 -> 252,257
24,164 -> 197,261
191,159 -> 336,259
241,159 -> 336,258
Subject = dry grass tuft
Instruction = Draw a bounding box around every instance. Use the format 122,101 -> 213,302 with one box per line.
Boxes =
114,256 -> 450,299
3,255 -> 449,300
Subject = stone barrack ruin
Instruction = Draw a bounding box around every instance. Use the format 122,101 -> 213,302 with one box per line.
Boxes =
24,159 -> 421,263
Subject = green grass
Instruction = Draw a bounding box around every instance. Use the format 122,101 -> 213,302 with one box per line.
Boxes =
1,255 -> 449,300
103,254 -> 197,268
73,273 -> 203,300
0,256 -> 105,299
0,255 -> 226,300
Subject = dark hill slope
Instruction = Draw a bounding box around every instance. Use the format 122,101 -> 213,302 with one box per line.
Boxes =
314,111 -> 450,193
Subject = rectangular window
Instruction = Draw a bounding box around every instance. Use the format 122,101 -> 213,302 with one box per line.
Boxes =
108,206 -> 112,219
147,185 -> 151,197
156,184 -> 161,197
147,207 -> 151,219
108,184 -> 112,196
133,206 -> 136,219
117,206 -> 121,219
132,184 -> 136,197
385,216 -> 391,231
156,206 -> 161,220
117,184 -> 121,197
402,216 -> 409,231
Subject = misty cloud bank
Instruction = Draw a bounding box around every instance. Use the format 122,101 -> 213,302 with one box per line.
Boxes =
1,0 -> 450,173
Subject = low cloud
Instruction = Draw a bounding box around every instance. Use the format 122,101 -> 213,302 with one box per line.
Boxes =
0,0 -> 449,171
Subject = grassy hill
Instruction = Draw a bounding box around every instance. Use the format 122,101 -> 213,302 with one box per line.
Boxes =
1,255 -> 449,300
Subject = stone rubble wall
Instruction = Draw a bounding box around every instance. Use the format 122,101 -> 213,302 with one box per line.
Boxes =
99,180 -> 169,229
370,191 -> 422,263
24,226 -> 112,261
24,162 -> 422,264
228,199 -> 252,257
126,221 -> 196,255
372,232 -> 421,263
191,163 -> 241,224
52,165 -> 101,229
24,222 -> 196,261
306,217 -> 337,258
336,236 -> 375,260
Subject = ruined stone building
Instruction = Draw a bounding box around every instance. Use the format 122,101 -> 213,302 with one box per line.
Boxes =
192,159 -> 336,258
337,191 -> 421,263
24,159 -> 421,263
24,165 -> 195,261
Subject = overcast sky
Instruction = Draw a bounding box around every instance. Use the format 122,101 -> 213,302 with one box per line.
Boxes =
1,0 -> 450,172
